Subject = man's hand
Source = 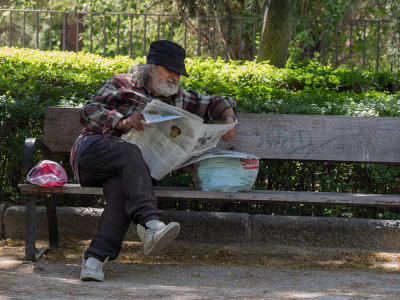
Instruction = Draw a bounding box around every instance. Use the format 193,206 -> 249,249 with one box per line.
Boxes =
221,114 -> 237,142
116,111 -> 145,131
221,126 -> 236,142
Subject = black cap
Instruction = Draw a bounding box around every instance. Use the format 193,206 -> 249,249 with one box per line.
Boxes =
146,40 -> 189,77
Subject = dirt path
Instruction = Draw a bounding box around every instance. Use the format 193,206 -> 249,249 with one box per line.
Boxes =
1,239 -> 400,299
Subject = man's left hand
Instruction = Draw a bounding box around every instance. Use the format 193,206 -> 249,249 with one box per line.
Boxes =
221,126 -> 236,142
221,113 -> 236,142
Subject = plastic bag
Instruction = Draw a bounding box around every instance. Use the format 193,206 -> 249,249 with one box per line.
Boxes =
27,160 -> 68,187
192,151 -> 259,192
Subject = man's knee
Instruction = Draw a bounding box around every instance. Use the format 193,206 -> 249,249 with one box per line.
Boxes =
115,141 -> 149,169
119,140 -> 142,155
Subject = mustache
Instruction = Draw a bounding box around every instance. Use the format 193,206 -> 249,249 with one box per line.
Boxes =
165,78 -> 179,85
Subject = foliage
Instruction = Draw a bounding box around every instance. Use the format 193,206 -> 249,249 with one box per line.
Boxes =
0,0 -> 189,58
0,47 -> 142,199
2,47 -> 400,219
1,0 -> 399,70
374,0 -> 400,65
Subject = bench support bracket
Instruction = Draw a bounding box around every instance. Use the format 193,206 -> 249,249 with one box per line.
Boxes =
46,198 -> 59,249
25,195 -> 59,261
25,194 -> 36,261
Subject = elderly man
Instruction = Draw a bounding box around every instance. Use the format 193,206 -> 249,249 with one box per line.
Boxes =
71,40 -> 236,281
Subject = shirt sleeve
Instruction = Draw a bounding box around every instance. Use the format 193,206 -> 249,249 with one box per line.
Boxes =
80,76 -> 127,135
183,89 -> 236,123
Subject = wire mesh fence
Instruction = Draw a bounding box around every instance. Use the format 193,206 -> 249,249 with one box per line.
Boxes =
1,9 -> 399,72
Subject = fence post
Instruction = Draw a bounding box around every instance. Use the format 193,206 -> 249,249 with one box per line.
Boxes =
143,14 -> 147,56
103,14 -> 107,57
184,18 -> 187,50
35,11 -> 39,49
117,14 -> 120,56
9,10 -> 12,47
349,20 -> 353,65
252,18 -> 256,60
376,21 -> 381,72
307,19 -> 310,58
225,17 -> 229,62
197,16 -> 201,57
212,17 -> 216,60
239,17 -> 243,60
22,11 -> 26,47
49,12 -> 52,50
76,13 -> 80,52
62,12 -> 66,51
130,14 -> 133,58
157,15 -> 160,40
363,20 -> 367,69
170,16 -> 174,41
335,21 -> 339,67
320,20 -> 325,64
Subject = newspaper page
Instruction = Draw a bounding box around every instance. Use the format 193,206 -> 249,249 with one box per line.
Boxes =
121,99 -> 236,180
178,150 -> 260,168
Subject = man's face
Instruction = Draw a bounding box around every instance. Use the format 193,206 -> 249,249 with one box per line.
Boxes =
148,65 -> 181,97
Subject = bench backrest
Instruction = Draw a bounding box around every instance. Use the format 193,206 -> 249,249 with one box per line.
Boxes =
43,106 -> 400,164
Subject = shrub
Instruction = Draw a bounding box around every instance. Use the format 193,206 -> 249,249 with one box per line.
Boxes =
1,47 -> 400,219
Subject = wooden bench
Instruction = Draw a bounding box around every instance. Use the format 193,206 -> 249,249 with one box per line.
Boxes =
19,106 -> 400,261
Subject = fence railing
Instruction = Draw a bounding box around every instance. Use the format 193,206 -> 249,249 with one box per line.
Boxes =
0,9 -> 398,72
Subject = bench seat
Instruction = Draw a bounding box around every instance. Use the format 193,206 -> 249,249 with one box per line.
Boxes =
19,183 -> 400,207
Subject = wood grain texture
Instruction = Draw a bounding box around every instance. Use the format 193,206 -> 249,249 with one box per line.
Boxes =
42,107 -> 400,163
231,113 -> 400,164
43,107 -> 82,153
18,184 -> 400,207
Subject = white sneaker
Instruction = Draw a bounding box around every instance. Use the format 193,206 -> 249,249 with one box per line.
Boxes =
80,248 -> 108,282
137,220 -> 180,256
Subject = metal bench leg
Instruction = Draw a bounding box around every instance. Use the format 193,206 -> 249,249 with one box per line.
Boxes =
25,194 -> 36,261
45,198 -> 59,249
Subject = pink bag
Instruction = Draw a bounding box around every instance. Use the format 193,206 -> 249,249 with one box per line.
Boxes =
27,160 -> 68,187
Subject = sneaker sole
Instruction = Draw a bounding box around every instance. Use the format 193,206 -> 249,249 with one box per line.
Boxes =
145,222 -> 180,256
80,272 -> 104,282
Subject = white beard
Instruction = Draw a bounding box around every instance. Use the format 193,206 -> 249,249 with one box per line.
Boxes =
149,74 -> 179,97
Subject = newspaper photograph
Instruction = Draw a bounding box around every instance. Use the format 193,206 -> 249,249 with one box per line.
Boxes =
121,99 -> 236,180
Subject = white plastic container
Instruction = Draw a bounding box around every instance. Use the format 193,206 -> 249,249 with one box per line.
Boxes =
191,150 -> 259,192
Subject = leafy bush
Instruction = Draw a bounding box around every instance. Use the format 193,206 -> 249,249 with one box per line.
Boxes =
2,47 -> 400,219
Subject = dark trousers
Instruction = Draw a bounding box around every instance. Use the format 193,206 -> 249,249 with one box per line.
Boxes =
78,137 -> 161,260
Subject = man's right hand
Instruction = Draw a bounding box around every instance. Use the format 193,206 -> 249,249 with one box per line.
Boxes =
116,111 -> 145,131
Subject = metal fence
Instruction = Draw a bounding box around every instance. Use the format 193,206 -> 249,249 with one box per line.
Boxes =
0,9 -> 398,72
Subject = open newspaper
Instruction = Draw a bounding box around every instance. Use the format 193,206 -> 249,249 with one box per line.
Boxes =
121,99 -> 236,180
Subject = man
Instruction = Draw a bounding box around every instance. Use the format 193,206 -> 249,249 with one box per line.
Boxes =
71,40 -> 236,282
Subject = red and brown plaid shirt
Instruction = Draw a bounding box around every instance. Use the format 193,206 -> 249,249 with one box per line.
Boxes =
71,73 -> 236,182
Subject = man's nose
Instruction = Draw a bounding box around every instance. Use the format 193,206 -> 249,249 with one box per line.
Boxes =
170,71 -> 181,81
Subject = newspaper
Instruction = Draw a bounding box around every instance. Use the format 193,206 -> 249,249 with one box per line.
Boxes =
178,150 -> 259,168
121,99 -> 236,180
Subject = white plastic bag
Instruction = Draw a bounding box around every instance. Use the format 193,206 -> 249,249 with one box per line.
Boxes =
192,151 -> 259,192
27,160 -> 68,187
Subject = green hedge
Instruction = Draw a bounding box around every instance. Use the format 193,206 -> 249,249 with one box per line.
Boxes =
2,47 -> 400,219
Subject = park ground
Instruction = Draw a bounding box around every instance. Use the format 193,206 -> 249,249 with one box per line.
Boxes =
1,239 -> 400,299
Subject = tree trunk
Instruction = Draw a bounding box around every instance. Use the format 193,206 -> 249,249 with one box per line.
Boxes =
60,13 -> 84,52
258,0 -> 297,67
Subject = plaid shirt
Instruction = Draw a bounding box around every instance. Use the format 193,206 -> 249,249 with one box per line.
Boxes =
71,73 -> 236,182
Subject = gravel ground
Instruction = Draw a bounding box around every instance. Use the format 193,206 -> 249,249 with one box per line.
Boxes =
1,239 -> 400,299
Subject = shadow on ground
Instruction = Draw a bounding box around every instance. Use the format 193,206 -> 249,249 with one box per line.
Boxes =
1,239 -> 400,299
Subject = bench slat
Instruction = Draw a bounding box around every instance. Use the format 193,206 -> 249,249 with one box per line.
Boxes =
18,184 -> 400,207
43,107 -> 82,153
233,113 -> 400,164
42,107 -> 400,163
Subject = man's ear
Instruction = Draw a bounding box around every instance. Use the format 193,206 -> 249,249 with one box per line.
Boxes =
148,64 -> 158,77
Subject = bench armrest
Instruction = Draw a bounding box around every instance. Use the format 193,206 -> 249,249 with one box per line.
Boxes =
23,138 -> 51,173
